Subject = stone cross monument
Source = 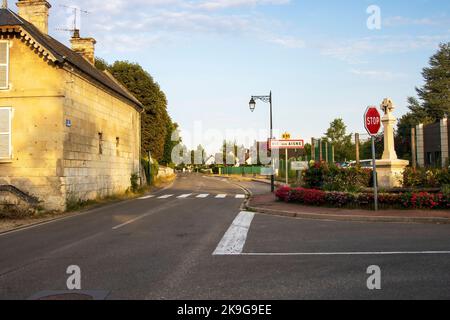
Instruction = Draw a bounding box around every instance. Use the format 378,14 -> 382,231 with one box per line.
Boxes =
375,98 -> 409,188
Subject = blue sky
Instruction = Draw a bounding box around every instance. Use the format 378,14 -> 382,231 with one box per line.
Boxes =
28,0 -> 450,152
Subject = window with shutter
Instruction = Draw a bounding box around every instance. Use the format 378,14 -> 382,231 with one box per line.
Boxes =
0,107 -> 12,159
0,41 -> 9,89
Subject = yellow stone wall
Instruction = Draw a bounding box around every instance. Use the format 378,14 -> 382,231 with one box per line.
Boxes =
0,36 -> 141,211
0,36 -> 65,210
61,69 -> 141,203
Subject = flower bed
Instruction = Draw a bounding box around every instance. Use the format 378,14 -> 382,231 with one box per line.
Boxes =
275,186 -> 449,210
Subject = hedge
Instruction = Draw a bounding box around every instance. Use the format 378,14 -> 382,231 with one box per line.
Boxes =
276,186 -> 449,210
303,162 -> 371,192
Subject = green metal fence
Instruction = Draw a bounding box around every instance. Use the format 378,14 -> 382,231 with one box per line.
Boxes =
220,166 -> 263,175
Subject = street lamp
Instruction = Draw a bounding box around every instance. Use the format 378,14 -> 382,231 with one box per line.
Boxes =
248,91 -> 275,193
249,98 -> 256,112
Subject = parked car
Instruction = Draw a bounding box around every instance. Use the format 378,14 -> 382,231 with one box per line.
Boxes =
347,160 -> 373,168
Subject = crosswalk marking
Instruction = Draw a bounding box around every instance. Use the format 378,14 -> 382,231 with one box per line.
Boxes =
138,195 -> 155,200
177,194 -> 193,198
140,193 -> 247,200
158,194 -> 174,199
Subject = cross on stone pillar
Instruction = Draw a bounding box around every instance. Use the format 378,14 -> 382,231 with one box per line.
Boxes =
380,98 -> 398,160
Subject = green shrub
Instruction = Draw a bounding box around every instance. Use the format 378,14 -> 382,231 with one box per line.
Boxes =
303,162 -> 371,192
130,173 -> 139,193
141,158 -> 159,185
403,167 -> 450,188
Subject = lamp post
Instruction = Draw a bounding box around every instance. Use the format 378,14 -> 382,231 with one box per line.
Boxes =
249,91 -> 275,193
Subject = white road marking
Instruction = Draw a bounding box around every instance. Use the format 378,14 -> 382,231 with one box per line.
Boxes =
177,194 -> 193,198
196,194 -> 210,198
215,194 -> 227,198
157,194 -> 174,199
235,194 -> 246,199
213,211 -> 255,255
238,251 -> 450,256
138,195 -> 155,200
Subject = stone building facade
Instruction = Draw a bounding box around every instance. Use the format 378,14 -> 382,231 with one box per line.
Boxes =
0,1 -> 143,211
416,118 -> 449,168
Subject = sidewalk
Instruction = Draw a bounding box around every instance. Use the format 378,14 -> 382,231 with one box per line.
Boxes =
247,193 -> 450,224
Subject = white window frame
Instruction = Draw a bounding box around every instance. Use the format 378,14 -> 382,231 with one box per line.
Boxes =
0,107 -> 12,160
0,40 -> 9,90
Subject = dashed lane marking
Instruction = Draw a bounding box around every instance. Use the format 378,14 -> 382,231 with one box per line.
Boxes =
215,194 -> 227,198
196,194 -> 210,198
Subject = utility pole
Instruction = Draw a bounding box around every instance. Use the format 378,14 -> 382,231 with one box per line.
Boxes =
319,139 -> 323,162
355,133 -> 360,166
411,127 -> 417,169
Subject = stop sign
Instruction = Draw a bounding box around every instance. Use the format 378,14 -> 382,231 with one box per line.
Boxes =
364,106 -> 381,136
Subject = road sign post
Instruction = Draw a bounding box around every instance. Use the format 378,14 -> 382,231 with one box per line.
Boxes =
270,137 -> 304,186
364,106 -> 381,211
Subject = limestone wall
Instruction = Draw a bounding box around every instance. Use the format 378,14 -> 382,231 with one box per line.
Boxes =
61,68 -> 141,203
0,36 -> 66,211
0,36 -> 142,211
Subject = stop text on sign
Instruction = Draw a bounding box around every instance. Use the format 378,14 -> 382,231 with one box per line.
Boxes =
366,117 -> 380,126
364,106 -> 382,136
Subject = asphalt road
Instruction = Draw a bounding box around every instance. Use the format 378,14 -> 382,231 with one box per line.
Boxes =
0,173 -> 450,300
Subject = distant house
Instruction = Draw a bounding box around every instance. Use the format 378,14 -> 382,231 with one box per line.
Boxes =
0,1 -> 143,211
204,155 -> 216,166
416,117 -> 448,168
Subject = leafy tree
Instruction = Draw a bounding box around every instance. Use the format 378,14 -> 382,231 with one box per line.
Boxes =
162,122 -> 180,166
105,61 -> 173,162
395,43 -> 449,159
396,97 -> 432,160
94,57 -> 109,71
323,118 -> 355,162
360,133 -> 384,160
416,42 -> 450,120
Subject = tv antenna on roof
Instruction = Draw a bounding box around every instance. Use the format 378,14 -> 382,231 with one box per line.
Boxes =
56,4 -> 90,37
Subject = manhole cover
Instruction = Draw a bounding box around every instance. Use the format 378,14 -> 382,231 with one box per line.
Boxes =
28,290 -> 109,300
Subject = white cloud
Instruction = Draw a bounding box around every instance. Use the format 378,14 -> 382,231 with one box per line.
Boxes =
384,16 -> 450,27
49,0 -> 299,51
193,0 -> 290,10
320,34 -> 450,64
350,69 -> 407,81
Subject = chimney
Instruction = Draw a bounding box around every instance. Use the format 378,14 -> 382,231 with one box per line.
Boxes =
70,30 -> 96,65
16,0 -> 51,34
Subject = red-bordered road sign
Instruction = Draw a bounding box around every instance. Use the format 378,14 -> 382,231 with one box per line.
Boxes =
364,106 -> 381,136
270,139 -> 305,149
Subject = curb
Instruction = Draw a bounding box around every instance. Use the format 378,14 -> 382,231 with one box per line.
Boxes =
245,204 -> 450,225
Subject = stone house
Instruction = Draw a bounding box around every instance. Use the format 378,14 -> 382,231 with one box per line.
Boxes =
0,1 -> 143,211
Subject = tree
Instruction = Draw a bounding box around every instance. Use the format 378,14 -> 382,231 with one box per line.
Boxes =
105,61 -> 173,162
396,97 -> 432,160
323,118 -> 354,162
416,42 -> 450,120
162,122 -> 180,166
360,133 -> 384,160
395,43 -> 449,159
